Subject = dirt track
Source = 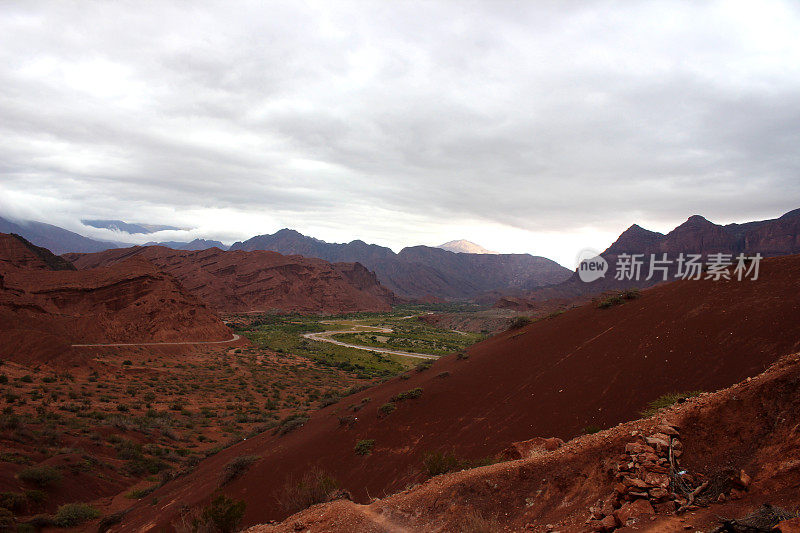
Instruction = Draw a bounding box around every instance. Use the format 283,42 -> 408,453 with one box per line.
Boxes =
70,333 -> 241,347
302,323 -> 439,360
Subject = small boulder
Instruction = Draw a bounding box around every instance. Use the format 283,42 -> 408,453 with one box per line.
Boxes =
656,424 -> 680,436
731,469 -> 751,489
648,487 -> 670,501
500,437 -> 565,460
600,514 -> 619,531
614,499 -> 655,526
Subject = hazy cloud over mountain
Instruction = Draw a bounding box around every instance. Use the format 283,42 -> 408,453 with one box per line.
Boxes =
1,1 -> 799,266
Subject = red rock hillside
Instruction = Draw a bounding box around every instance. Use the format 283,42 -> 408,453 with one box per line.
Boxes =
245,351 -> 800,532
0,233 -> 231,364
112,254 -> 800,531
65,246 -> 395,314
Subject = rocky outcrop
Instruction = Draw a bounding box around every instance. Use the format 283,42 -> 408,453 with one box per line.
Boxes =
587,421 -> 754,531
499,436 -> 565,460
0,233 -> 76,271
66,246 -> 395,314
0,236 -> 231,363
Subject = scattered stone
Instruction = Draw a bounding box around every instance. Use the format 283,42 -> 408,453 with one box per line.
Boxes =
600,514 -> 619,531
500,436 -> 564,460
614,499 -> 655,525
657,424 -> 680,436
731,469 -> 751,489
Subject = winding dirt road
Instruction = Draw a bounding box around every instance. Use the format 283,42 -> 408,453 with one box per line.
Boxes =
71,334 -> 241,347
302,323 -> 439,360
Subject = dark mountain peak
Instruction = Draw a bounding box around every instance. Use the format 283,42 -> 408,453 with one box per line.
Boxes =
679,214 -> 717,228
146,239 -> 228,251
779,208 -> 800,220
274,228 -> 305,238
604,224 -> 664,254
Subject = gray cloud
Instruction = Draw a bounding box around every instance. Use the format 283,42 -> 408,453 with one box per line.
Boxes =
1,0 -> 799,265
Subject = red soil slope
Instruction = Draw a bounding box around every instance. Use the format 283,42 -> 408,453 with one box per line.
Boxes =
114,254 -> 800,531
0,235 -> 231,364
0,233 -> 75,271
65,246 -> 395,314
247,351 -> 800,532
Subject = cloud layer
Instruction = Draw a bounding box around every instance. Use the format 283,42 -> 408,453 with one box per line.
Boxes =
1,1 -> 799,266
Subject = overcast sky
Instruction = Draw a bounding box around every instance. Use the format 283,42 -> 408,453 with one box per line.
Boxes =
1,0 -> 799,267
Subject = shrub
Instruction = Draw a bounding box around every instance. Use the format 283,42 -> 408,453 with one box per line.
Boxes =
508,316 -> 532,330
220,455 -> 259,485
0,491 -> 28,513
125,456 -> 166,476
641,391 -> 704,417
201,494 -> 246,533
20,375 -> 33,383
274,415 -> 310,436
392,388 -> 423,402
583,425 -> 601,435
415,360 -> 434,372
53,502 -> 100,527
423,451 -> 463,476
0,374 -> 7,384
597,295 -> 624,309
354,439 -> 375,456
456,351 -> 469,360
18,465 -> 62,488
437,371 -> 450,378
318,392 -> 340,408
598,289 -> 641,309
126,486 -> 156,499
28,514 -> 55,529
377,402 -> 396,417
24,489 -> 47,505
0,508 -> 13,531
279,469 -> 338,513
621,288 -> 641,299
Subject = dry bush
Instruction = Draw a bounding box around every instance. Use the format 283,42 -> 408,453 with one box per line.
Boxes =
173,494 -> 246,533
453,509 -> 502,533
219,455 -> 259,486
279,468 -> 339,513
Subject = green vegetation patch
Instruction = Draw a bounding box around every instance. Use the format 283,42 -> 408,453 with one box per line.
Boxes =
597,288 -> 641,309
354,439 -> 375,456
641,390 -> 704,417
391,387 -> 423,402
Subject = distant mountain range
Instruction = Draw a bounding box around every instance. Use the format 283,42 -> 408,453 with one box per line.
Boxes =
82,219 -> 183,234
5,208 -> 800,303
0,216 -> 120,254
437,239 -> 498,254
496,207 -> 800,311
1,216 -> 226,254
230,229 -> 571,299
